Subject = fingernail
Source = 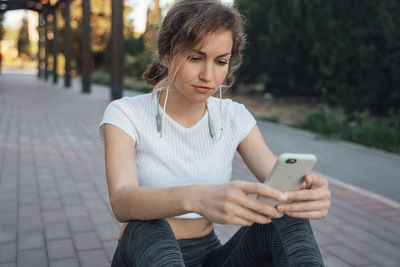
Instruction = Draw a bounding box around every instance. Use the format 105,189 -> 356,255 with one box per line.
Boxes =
277,205 -> 284,212
279,193 -> 287,201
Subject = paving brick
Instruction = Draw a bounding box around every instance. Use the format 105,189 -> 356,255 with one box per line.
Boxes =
42,211 -> 66,224
84,199 -> 108,211
0,242 -> 16,263
19,192 -> 39,205
64,206 -> 88,219
68,217 -> 94,233
102,240 -> 117,262
47,239 -> 76,260
72,232 -> 101,251
18,215 -> 42,232
95,223 -> 120,241
44,223 -> 71,240
89,210 -> 115,225
17,231 -> 45,251
0,201 -> 17,213
0,262 -> 16,267
0,212 -> 17,226
0,226 -> 16,243
60,194 -> 81,206
17,249 -> 47,267
324,244 -> 370,266
40,190 -> 59,199
78,249 -> 109,267
41,198 -> 63,211
49,258 -> 79,267
313,229 -> 339,247
18,204 -> 40,218
323,256 -> 352,267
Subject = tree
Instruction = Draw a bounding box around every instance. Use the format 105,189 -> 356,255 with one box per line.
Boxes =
66,0 -> 135,70
236,0 -> 400,116
17,16 -> 30,57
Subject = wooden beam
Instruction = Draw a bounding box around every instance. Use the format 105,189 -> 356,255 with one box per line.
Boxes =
63,0 -> 71,88
82,0 -> 91,93
44,12 -> 49,81
37,13 -> 43,78
52,8 -> 58,84
111,0 -> 124,100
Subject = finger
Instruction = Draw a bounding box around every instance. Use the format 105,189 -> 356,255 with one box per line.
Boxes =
277,200 -> 330,213
284,187 -> 330,201
240,182 -> 286,202
284,210 -> 328,219
234,204 -> 272,225
232,217 -> 254,226
305,175 -> 328,188
243,197 -> 280,218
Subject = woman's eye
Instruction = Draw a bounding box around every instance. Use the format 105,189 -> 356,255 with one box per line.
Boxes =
217,60 -> 229,66
189,56 -> 201,62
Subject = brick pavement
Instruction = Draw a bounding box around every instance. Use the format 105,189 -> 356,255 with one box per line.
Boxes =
0,70 -> 399,267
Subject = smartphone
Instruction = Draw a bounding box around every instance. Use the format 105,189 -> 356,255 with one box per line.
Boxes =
257,153 -> 317,217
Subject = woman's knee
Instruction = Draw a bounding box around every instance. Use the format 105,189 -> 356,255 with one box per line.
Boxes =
268,216 -> 323,265
116,219 -> 184,267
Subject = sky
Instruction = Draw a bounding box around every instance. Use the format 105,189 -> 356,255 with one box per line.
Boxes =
4,0 -> 234,32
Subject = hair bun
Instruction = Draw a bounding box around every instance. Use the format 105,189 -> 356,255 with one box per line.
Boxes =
142,61 -> 168,86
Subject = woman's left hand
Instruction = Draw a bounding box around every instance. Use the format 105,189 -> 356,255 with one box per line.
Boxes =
276,175 -> 331,219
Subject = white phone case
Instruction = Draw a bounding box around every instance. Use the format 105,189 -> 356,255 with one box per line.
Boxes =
257,153 -> 317,217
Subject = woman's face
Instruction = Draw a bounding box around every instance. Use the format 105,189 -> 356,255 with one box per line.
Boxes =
170,30 -> 233,104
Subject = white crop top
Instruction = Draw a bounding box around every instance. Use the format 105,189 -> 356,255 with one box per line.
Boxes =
99,93 -> 256,218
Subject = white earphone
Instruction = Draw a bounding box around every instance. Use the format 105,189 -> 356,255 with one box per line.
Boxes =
155,85 -> 223,140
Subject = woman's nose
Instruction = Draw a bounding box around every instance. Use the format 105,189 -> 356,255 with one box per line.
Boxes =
199,62 -> 212,81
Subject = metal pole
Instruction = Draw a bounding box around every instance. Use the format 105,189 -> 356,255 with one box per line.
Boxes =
52,8 -> 58,84
111,0 -> 124,100
63,0 -> 71,88
82,0 -> 91,93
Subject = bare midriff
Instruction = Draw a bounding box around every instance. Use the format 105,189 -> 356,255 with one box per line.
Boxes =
119,217 -> 213,240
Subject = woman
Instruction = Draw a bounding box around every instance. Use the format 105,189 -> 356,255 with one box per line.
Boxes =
99,0 -> 330,266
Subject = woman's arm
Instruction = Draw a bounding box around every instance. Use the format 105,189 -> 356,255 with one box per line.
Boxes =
104,123 -> 285,225
237,125 -> 331,219
104,123 -> 195,222
237,125 -> 277,183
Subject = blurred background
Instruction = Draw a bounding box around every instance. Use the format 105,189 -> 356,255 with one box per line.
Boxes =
0,0 -> 399,154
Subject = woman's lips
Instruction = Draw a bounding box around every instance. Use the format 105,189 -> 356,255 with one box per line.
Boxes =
193,85 -> 213,93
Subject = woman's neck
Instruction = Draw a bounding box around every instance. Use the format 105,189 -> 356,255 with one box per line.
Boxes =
158,89 -> 207,128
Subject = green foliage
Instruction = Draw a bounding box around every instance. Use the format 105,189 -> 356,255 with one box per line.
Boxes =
92,69 -> 152,93
236,0 -> 400,117
92,69 -> 110,86
256,115 -> 280,123
124,35 -> 153,78
300,109 -> 400,154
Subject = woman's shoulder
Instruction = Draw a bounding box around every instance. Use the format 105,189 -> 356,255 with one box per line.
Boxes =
106,93 -> 153,112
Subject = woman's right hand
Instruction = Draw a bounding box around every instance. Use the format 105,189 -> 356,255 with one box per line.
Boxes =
190,181 -> 287,226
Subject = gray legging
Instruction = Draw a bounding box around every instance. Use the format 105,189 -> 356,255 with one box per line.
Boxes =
111,215 -> 323,267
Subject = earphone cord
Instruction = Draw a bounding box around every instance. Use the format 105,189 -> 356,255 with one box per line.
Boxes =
161,87 -> 169,137
217,85 -> 224,141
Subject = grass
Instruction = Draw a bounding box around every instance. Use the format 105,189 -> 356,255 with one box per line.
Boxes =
92,69 -> 152,93
299,108 -> 400,154
256,115 -> 280,123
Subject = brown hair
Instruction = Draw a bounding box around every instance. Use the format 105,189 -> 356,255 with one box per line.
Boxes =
142,0 -> 246,92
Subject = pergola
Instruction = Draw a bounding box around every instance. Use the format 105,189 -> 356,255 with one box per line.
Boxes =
0,0 -> 124,100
